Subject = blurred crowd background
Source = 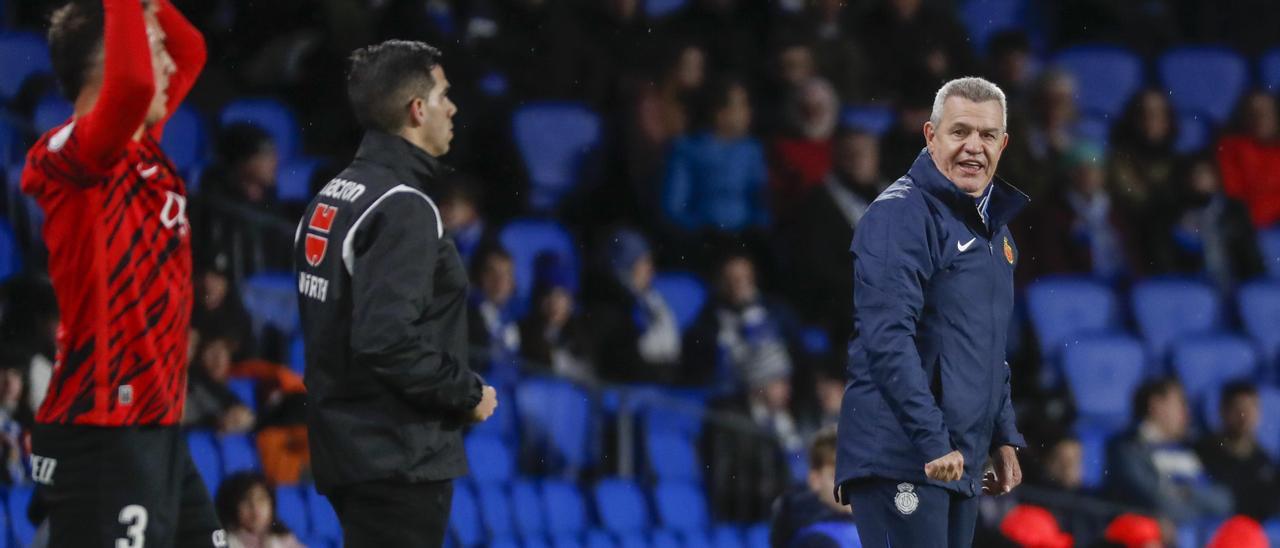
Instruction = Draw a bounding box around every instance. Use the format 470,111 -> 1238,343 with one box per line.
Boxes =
2,0 -> 1280,547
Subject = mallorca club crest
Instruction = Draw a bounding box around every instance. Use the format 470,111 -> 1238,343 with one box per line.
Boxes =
1003,237 -> 1014,265
894,482 -> 919,515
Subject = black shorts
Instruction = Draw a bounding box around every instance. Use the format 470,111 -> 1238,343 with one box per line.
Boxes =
31,424 -> 226,548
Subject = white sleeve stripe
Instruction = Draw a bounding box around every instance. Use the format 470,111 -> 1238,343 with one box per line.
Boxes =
341,184 -> 443,276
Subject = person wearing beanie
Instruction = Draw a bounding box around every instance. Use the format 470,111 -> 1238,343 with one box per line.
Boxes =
519,252 -> 594,383
1101,513 -> 1162,548
1206,515 -> 1268,548
998,505 -> 1073,548
585,228 -> 682,384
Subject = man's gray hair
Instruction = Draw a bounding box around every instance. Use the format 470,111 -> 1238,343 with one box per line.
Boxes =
930,77 -> 1008,129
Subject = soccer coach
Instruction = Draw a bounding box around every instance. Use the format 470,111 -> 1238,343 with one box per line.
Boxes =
836,77 -> 1027,548
295,40 -> 497,547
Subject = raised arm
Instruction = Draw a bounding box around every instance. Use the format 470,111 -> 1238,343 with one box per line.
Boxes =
147,0 -> 205,140
74,0 -> 154,172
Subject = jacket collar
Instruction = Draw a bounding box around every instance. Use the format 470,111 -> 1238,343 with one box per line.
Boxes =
354,130 -> 453,192
907,147 -> 1029,232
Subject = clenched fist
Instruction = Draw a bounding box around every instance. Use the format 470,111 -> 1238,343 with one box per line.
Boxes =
469,385 -> 498,423
924,450 -> 965,482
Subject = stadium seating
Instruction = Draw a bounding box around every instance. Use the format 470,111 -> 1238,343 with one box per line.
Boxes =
958,0 -> 1024,55
745,523 -> 770,548
220,98 -> 302,159
1170,333 -> 1259,404
1024,276 -> 1118,372
1061,334 -> 1146,431
1174,112 -> 1210,154
159,105 -> 207,171
512,478 -> 548,540
585,529 -> 617,548
498,218 -> 580,313
514,376 -> 594,474
33,95 -> 72,135
511,102 -> 602,212
220,432 -> 262,474
227,377 -> 257,412
1262,48 -> 1280,92
1158,47 -> 1249,124
451,481 -> 485,547
1260,227 -> 1280,279
653,481 -> 711,533
186,429 -> 223,493
8,484 -> 33,547
645,431 -> 701,482
1130,277 -> 1222,361
0,217 -> 21,282
470,385 -> 519,443
1074,421 -> 1111,489
1202,385 -> 1280,458
541,480 -> 590,538
1053,45 -> 1143,118
593,478 -> 651,536
274,484 -> 310,537
277,156 -> 324,202
476,479 -> 517,540
0,117 -> 21,168
0,31 -> 52,101
712,525 -> 746,548
1238,281 -> 1280,377
651,271 -> 708,332
304,484 -> 342,543
839,105 -> 896,136
465,434 -> 516,485
240,271 -> 301,340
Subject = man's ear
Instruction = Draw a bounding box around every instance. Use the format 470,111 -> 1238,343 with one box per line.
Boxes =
922,120 -> 935,152
407,96 -> 426,128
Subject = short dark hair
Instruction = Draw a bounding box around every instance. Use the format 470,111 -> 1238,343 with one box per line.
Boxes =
346,40 -> 442,132
214,472 -> 291,535
1132,378 -> 1182,423
48,0 -> 105,100
808,425 -> 838,471
1220,381 -> 1258,410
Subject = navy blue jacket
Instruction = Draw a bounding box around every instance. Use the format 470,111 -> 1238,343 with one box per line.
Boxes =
836,149 -> 1028,497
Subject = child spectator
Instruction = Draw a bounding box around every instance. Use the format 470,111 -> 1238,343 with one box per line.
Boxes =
215,472 -> 304,548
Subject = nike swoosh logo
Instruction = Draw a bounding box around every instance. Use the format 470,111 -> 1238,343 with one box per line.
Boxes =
957,238 -> 978,252
138,165 -> 159,178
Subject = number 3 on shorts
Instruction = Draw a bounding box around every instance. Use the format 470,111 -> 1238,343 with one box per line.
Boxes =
116,505 -> 148,548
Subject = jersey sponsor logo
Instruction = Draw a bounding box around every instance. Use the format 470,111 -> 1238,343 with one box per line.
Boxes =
318,178 -> 367,202
308,204 -> 338,233
894,482 -> 919,515
159,191 -> 189,235
31,455 -> 57,485
299,271 -> 329,302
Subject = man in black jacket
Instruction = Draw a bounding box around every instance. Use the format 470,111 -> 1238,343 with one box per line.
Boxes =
294,40 -> 498,547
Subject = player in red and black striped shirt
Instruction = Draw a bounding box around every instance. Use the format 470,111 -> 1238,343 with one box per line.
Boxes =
21,1 -> 225,545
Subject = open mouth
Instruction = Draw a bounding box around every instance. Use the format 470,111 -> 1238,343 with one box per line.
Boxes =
957,159 -> 984,175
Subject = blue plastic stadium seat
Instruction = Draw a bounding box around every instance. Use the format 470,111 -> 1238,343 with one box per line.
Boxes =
1174,112 -> 1210,154
491,539 -> 521,548
652,529 -> 682,548
304,484 -> 342,542
839,105 -> 896,136
552,535 -> 583,548
959,0 -> 1024,54
0,32 -> 52,101
450,481 -> 484,548
1203,386 -> 1280,458
1,117 -> 22,167
593,478 -> 650,535
584,529 -> 617,548
219,433 -> 261,474
645,0 -> 686,19
1171,334 -> 1258,404
1062,334 -> 1145,432
617,533 -> 647,548
645,431 -> 700,482
0,217 -> 22,282
541,480 -> 589,538
477,481 -> 517,539
1053,46 -> 1143,118
1262,49 -> 1280,93
33,95 -> 73,135
1260,227 -> 1280,279
277,157 -> 323,202
1025,276 -> 1118,361
515,377 -> 593,474
511,102 -> 601,211
220,98 -> 302,159
226,377 -> 256,413
684,530 -> 715,548
1131,278 -> 1222,360
9,484 -> 33,547
1238,281 -> 1280,374
1073,116 -> 1111,151
240,271 -> 300,338
0,496 -> 9,548
274,485 -> 309,536
1265,518 -> 1280,547
523,538 -> 551,548
1074,421 -> 1110,489
186,429 -> 223,494
288,333 -> 305,375
465,434 -> 515,486
512,479 -> 546,540
745,523 -> 770,548
1159,47 -> 1249,124
498,218 -> 579,313
651,271 -> 707,332
653,482 -> 709,533
160,105 -> 206,171
712,525 -> 746,548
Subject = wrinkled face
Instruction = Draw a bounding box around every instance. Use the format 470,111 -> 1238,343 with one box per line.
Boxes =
1045,439 -> 1083,490
1222,393 -> 1260,439
236,485 -> 274,535
480,256 -> 515,305
143,7 -> 176,126
414,65 -> 458,156
720,257 -> 757,306
924,96 -> 1009,197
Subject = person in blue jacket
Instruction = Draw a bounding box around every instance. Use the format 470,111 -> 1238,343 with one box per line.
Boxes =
835,77 -> 1028,548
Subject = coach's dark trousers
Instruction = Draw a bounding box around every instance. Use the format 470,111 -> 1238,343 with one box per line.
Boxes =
844,478 -> 979,548
330,478 -> 453,547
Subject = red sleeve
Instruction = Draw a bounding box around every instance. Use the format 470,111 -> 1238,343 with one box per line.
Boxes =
1216,136 -> 1248,202
72,0 -> 155,174
147,0 -> 206,140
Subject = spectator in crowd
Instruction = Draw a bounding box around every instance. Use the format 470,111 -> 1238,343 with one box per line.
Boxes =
685,253 -> 797,390
1001,70 -> 1079,200
184,334 -> 255,434
0,275 -> 57,415
788,128 -> 886,340
192,251 -> 256,360
1050,0 -> 1180,56
769,77 -> 839,218
1149,155 -> 1263,291
438,175 -> 495,267
807,363 -> 844,434
1108,89 -> 1180,216
1014,434 -> 1111,544
1014,142 -> 1143,285
663,0 -> 766,78
1108,378 -> 1233,524
984,31 -> 1036,118
519,252 -> 594,383
769,425 -> 856,548
228,355 -> 309,486
702,357 -> 799,523
0,365 -> 28,485
662,77 -> 770,235
856,0 -> 975,107
781,0 -> 874,103
586,228 -> 682,384
215,472 -> 305,548
1217,90 -> 1280,228
1206,515 -> 1269,548
757,40 -> 817,134
468,247 -> 521,387
627,42 -> 706,210
1100,513 -> 1163,548
1195,382 -> 1279,521
995,505 -> 1073,548
1033,436 -> 1086,493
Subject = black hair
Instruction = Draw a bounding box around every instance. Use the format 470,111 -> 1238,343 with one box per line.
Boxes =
1110,88 -> 1179,152
1220,380 -> 1258,410
214,472 -> 291,536
216,123 -> 275,167
48,0 -> 105,100
693,75 -> 747,130
1227,88 -> 1279,135
986,30 -> 1031,59
1131,378 -> 1182,423
346,40 -> 443,132
469,245 -> 512,284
